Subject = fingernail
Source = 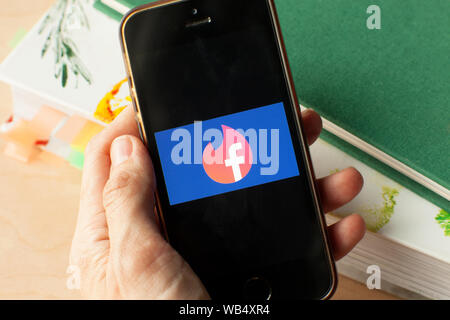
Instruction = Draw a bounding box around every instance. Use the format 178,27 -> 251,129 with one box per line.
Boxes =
111,136 -> 133,166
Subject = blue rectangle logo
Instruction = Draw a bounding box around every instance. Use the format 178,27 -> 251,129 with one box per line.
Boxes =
155,102 -> 300,205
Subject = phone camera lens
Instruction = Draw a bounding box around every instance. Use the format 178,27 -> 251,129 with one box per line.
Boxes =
192,8 -> 198,15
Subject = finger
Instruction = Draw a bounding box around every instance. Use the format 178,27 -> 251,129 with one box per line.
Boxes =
301,109 -> 322,146
103,134 -> 159,251
76,107 -> 139,238
103,134 -> 210,299
317,167 -> 364,213
327,214 -> 366,260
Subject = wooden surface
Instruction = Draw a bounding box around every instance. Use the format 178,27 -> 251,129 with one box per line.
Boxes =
0,0 -> 398,300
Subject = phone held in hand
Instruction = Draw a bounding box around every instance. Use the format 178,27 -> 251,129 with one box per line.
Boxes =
120,0 -> 336,299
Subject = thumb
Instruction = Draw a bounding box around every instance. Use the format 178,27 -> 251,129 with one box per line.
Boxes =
103,135 -> 209,299
103,135 -> 162,251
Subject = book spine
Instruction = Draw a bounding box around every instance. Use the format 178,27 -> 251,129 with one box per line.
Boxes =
93,0 -> 124,21
103,0 -> 131,15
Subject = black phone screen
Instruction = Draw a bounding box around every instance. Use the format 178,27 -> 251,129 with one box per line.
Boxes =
122,0 -> 334,299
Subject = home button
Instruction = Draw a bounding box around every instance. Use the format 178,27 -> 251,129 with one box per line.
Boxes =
243,277 -> 272,300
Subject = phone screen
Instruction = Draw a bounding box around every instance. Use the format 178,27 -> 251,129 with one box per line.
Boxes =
122,0 -> 334,299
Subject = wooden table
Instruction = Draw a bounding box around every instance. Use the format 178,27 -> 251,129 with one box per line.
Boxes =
0,0 -> 398,300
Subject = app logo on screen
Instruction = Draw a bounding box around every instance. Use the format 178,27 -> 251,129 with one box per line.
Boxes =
202,125 -> 253,184
155,102 -> 299,205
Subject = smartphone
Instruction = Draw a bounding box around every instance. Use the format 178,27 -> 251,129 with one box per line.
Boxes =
120,0 -> 336,299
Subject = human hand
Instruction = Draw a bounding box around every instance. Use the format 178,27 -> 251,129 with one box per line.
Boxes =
70,106 -> 365,299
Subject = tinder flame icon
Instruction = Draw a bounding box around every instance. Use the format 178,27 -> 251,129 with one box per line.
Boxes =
202,125 -> 253,184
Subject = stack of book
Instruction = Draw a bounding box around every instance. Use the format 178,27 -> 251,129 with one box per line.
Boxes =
0,0 -> 131,168
1,0 -> 448,299
312,140 -> 450,299
277,0 -> 450,299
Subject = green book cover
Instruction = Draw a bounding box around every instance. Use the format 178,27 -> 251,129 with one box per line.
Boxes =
93,0 -> 124,21
275,0 -> 449,210
116,0 -> 151,6
94,0 -> 151,20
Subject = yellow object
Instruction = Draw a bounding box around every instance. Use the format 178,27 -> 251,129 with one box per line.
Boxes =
70,121 -> 104,153
55,115 -> 87,144
94,78 -> 130,124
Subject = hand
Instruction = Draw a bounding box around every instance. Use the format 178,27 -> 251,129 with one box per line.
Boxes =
70,107 -> 365,299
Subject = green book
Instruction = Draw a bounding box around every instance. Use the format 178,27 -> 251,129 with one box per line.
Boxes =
275,0 -> 449,211
93,0 -> 151,20
94,0 -> 449,211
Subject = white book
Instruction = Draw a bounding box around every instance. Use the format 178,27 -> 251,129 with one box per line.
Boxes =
310,138 -> 450,299
0,0 -> 130,124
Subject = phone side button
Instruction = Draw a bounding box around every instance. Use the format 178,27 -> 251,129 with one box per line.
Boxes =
243,277 -> 272,300
135,117 -> 145,142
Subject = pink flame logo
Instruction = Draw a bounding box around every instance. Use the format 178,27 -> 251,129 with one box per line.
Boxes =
202,125 -> 253,184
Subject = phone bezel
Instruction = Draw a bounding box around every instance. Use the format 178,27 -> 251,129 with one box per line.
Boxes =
119,0 -> 337,300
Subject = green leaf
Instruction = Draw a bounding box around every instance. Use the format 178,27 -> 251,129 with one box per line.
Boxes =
62,42 -> 75,58
435,209 -> 450,237
55,39 -> 62,64
75,1 -> 90,30
62,37 -> 78,55
62,63 -> 68,87
71,56 -> 92,85
40,0 -> 92,88
38,14 -> 52,35
54,63 -> 62,78
39,0 -> 66,34
41,30 -> 53,57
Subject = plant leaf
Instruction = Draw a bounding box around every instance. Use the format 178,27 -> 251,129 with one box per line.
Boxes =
62,37 -> 78,55
39,14 -> 52,35
41,30 -> 54,57
70,56 -> 92,84
40,0 -> 92,88
435,209 -> 450,237
62,63 -> 68,87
